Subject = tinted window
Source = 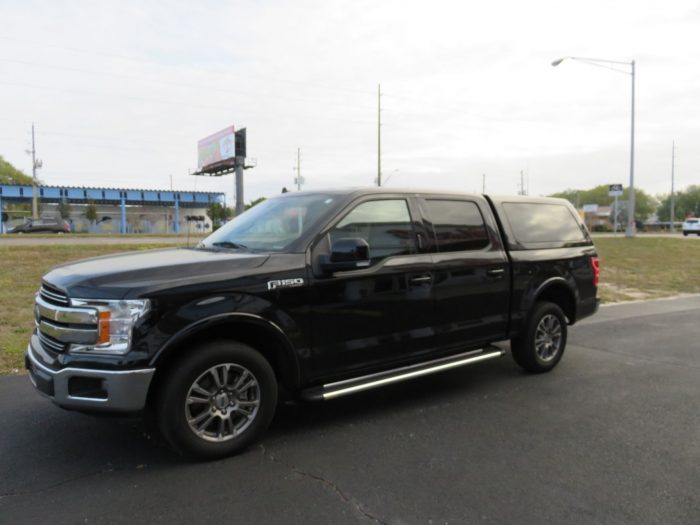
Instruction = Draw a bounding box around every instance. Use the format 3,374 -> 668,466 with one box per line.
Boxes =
425,200 -> 489,251
503,203 -> 585,243
330,199 -> 416,262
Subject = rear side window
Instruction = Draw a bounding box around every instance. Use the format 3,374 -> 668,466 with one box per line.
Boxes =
330,199 -> 417,262
503,203 -> 585,243
425,200 -> 490,251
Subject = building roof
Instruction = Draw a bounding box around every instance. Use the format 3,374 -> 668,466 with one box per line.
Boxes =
0,183 -> 224,207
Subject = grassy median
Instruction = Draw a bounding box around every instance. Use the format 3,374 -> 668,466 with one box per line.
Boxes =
1,238 -> 699,374
0,244 -> 179,374
595,237 -> 700,302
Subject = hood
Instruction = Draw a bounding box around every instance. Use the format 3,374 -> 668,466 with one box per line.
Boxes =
43,248 -> 270,299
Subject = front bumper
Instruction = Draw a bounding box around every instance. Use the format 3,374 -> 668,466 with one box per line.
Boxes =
25,343 -> 155,413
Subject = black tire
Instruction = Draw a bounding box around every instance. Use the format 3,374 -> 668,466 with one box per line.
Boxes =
683,232 -> 688,237
153,340 -> 277,460
510,301 -> 567,373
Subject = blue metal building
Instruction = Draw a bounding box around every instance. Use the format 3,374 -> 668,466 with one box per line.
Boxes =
0,184 -> 225,234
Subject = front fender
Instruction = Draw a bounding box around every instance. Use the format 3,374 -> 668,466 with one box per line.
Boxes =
146,292 -> 307,388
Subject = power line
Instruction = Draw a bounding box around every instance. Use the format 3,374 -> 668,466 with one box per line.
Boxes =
0,80 -> 374,125
0,36 -> 376,96
0,58 -> 376,112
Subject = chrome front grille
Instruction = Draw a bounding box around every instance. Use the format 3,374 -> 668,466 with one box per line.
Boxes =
40,284 -> 70,306
38,331 -> 68,353
35,287 -> 98,353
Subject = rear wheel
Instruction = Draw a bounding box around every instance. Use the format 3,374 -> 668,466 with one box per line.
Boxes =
510,301 -> 567,373
154,340 -> 277,459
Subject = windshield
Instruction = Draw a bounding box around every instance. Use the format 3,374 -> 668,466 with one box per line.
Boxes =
200,194 -> 338,252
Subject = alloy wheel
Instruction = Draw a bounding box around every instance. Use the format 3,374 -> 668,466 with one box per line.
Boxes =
184,363 -> 261,442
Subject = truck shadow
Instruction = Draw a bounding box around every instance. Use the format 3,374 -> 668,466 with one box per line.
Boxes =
266,352 -> 522,441
2,348 -> 541,489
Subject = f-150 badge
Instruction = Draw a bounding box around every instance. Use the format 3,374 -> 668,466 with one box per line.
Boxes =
267,278 -> 305,290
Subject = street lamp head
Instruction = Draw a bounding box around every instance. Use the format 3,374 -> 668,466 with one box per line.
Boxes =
551,58 -> 566,67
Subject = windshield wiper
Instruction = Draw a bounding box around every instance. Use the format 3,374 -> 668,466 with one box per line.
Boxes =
211,241 -> 248,250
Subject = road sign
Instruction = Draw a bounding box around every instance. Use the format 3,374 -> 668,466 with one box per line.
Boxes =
609,184 -> 623,197
583,204 -> 599,213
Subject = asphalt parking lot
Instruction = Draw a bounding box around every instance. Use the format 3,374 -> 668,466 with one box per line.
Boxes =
1,296 -> 699,524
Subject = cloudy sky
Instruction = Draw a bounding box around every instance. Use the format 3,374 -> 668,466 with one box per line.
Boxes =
1,0 -> 699,205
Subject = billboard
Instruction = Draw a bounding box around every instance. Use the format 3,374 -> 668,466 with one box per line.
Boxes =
197,125 -> 236,169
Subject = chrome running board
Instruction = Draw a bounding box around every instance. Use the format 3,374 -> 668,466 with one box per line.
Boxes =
300,347 -> 505,401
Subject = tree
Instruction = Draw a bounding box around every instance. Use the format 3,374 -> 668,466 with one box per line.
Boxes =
206,203 -> 233,228
0,156 -> 38,185
245,197 -> 266,210
85,201 -> 98,223
657,185 -> 700,222
550,184 -> 657,221
57,201 -> 71,220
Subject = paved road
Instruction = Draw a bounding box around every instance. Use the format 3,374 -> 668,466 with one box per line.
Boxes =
2,232 -> 698,247
0,235 -> 205,246
1,297 -> 699,524
593,232 -> 700,239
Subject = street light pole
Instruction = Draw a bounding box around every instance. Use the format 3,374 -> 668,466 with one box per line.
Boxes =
552,56 -> 636,237
628,60 -> 636,237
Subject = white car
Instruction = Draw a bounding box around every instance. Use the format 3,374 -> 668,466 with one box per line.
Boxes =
682,218 -> 700,236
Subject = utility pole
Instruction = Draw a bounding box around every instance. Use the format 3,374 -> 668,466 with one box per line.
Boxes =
377,83 -> 382,187
670,140 -> 676,232
519,170 -> 526,195
482,173 -> 486,193
28,123 -> 42,220
294,147 -> 303,191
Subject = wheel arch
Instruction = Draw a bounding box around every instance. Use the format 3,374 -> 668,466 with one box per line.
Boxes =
148,314 -> 301,398
532,278 -> 578,325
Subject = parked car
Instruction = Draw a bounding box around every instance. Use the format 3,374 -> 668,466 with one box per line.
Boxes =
682,218 -> 699,236
26,189 -> 599,459
8,218 -> 70,234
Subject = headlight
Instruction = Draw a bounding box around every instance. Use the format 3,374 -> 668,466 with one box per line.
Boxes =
70,299 -> 150,355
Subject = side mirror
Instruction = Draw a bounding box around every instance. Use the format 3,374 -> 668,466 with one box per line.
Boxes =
321,238 -> 370,273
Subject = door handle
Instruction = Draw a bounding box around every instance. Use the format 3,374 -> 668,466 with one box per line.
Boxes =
486,268 -> 505,277
410,275 -> 432,284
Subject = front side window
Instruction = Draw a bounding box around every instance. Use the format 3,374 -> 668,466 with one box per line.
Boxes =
329,199 -> 416,262
425,200 -> 490,252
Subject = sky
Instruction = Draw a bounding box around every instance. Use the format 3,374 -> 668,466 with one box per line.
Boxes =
1,0 -> 699,206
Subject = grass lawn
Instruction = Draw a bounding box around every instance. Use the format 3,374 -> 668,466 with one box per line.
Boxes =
0,244 -> 179,374
1,238 -> 699,374
595,238 -> 700,302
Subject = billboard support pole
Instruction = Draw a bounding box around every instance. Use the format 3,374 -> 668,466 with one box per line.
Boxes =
235,157 -> 244,216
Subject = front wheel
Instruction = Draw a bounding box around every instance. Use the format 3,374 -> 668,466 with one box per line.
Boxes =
510,301 -> 568,373
153,340 -> 278,459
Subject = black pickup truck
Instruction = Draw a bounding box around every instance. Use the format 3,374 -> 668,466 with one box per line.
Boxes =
26,189 -> 599,459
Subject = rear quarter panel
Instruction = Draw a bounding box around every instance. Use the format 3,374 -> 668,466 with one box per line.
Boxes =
486,196 -> 598,334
